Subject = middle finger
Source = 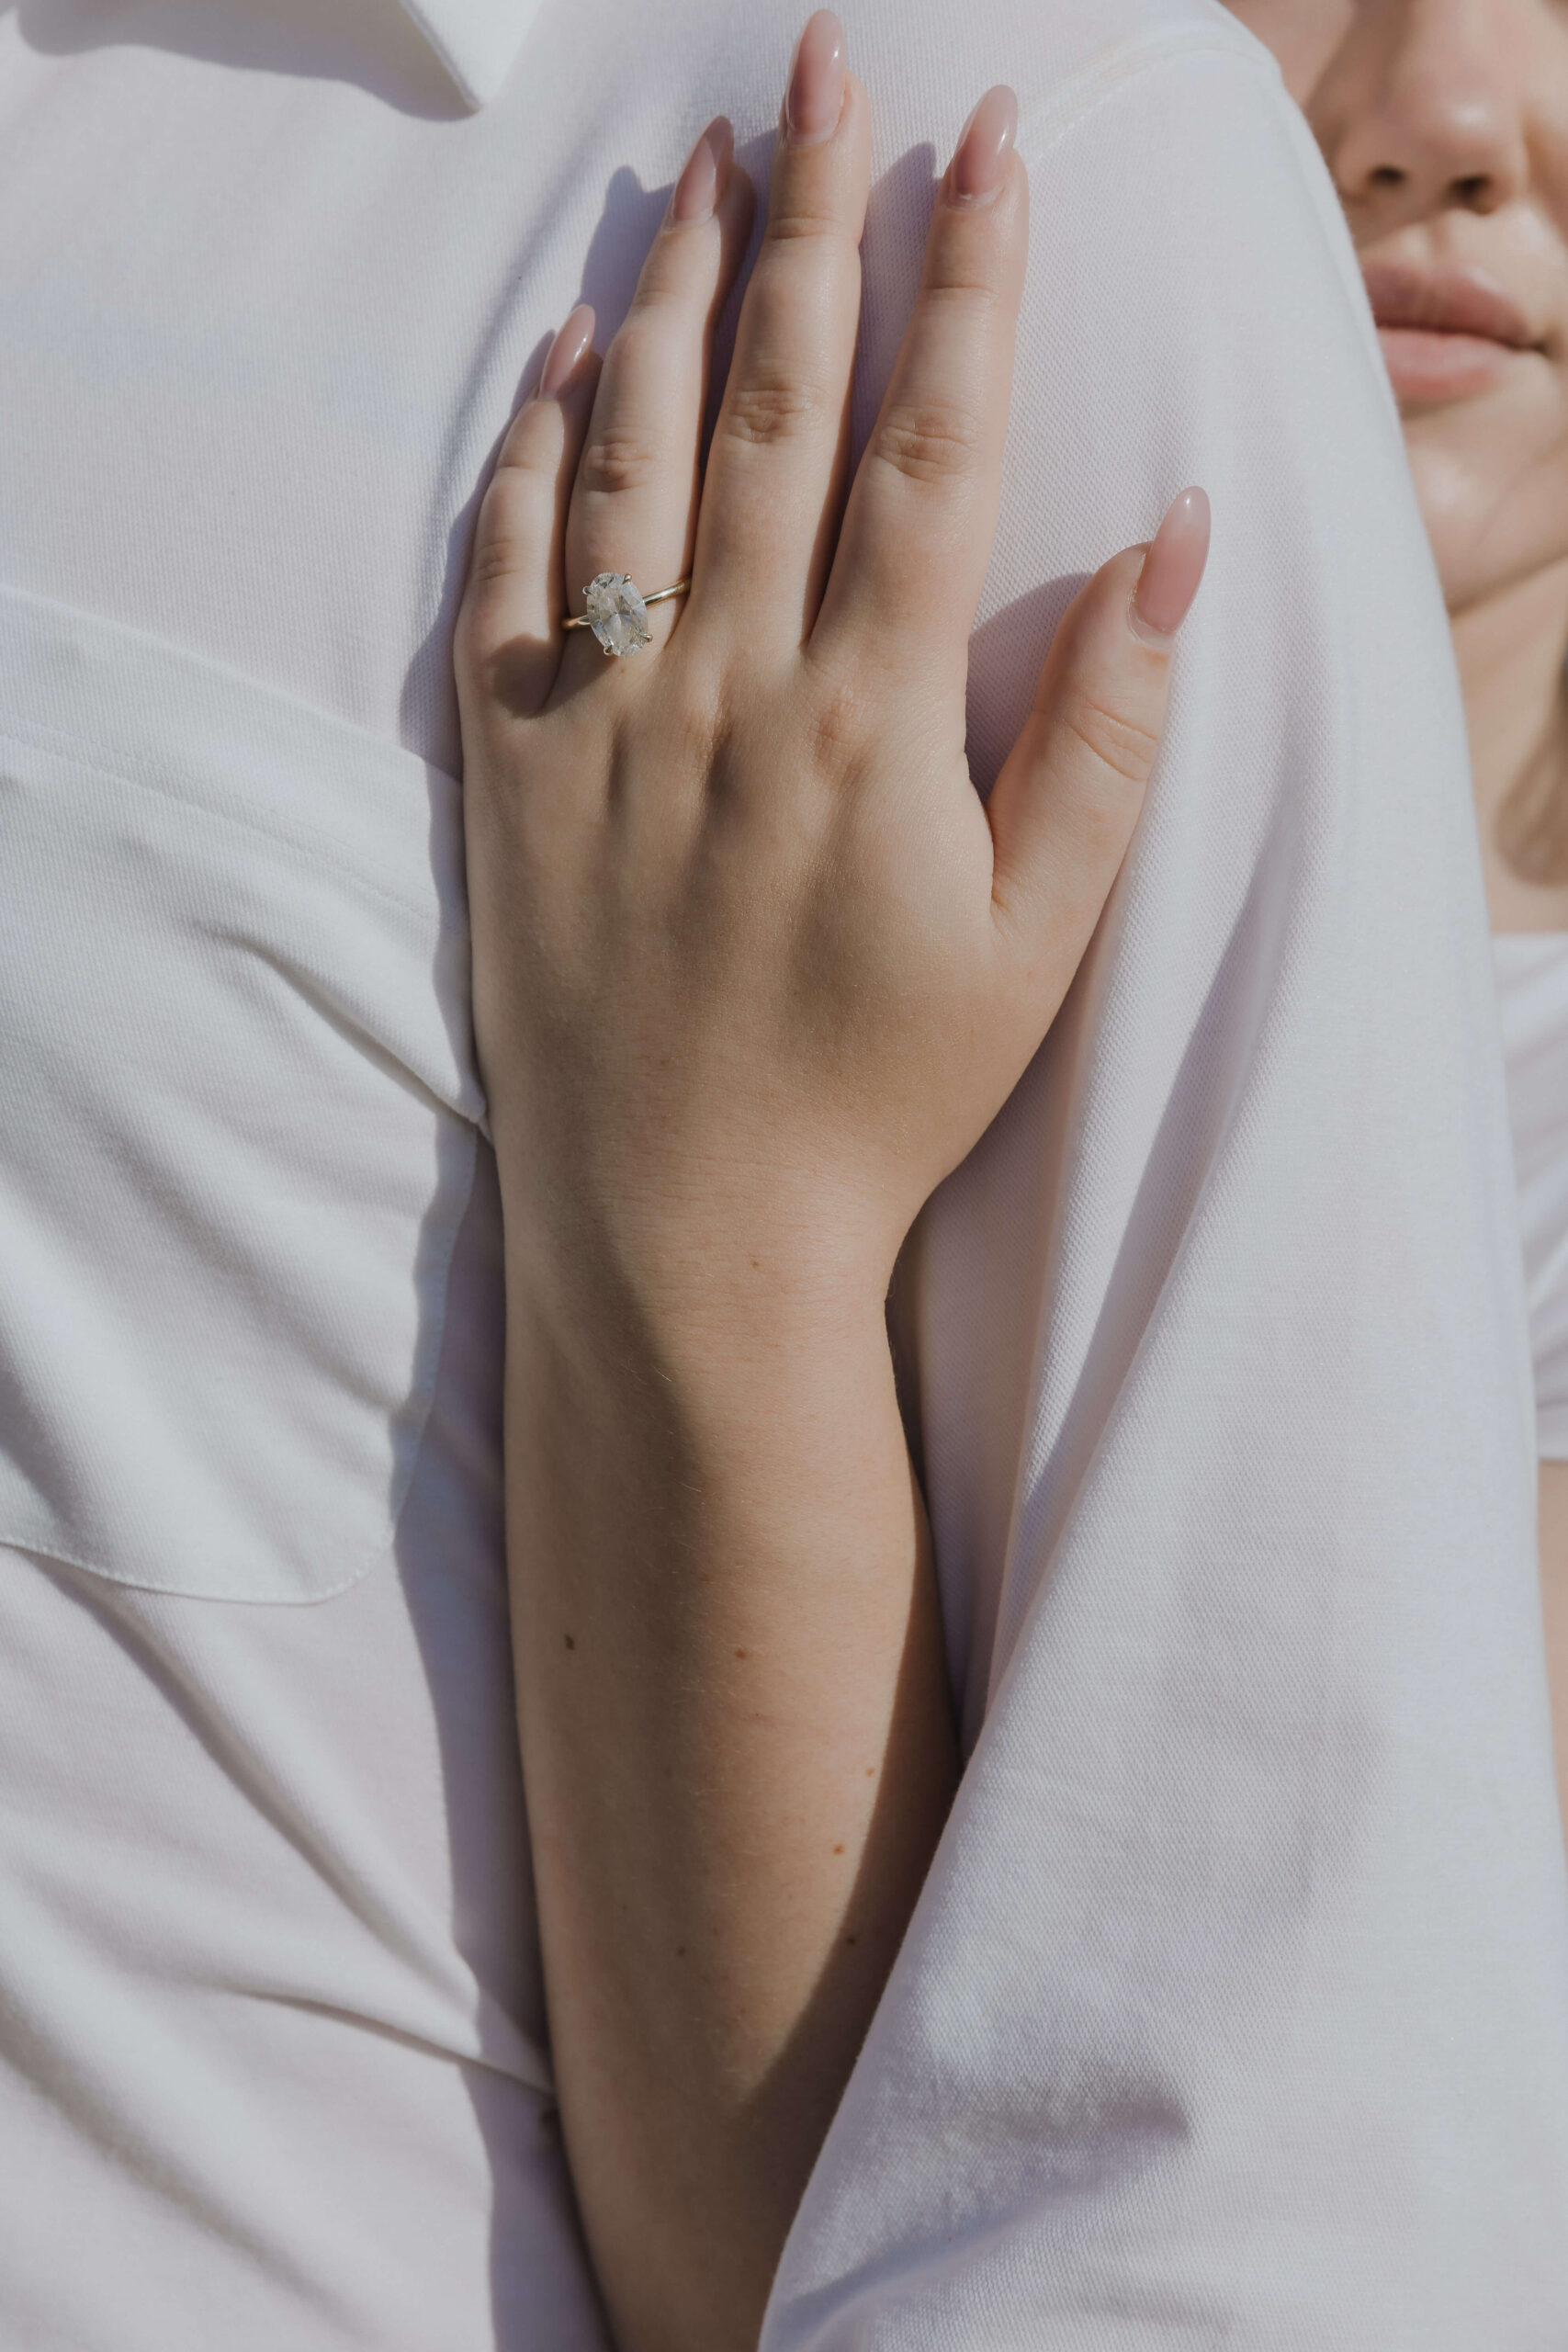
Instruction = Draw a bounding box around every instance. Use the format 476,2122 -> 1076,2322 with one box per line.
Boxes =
693,12 -> 872,650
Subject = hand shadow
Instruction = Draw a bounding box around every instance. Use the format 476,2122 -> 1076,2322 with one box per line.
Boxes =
965,571 -> 1093,796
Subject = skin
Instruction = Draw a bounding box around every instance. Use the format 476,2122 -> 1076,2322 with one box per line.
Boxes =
455,14 -> 1208,2348
1229,0 -> 1568,1840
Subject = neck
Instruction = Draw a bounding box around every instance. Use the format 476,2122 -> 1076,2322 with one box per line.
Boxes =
1450,559 -> 1568,932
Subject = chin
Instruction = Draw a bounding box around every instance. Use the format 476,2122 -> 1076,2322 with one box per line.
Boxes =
1400,390 -> 1568,615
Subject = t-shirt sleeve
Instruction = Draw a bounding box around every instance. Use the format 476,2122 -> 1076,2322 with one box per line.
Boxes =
763,28 -> 1568,2346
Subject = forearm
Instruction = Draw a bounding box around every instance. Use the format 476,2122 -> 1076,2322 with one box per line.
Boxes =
503,1243 -> 958,2352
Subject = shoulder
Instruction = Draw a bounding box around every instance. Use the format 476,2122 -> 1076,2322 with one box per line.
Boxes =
658,0 -> 1287,162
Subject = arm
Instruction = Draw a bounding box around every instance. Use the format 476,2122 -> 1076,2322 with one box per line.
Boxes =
455,18 -> 1207,2346
502,1223 -> 953,2340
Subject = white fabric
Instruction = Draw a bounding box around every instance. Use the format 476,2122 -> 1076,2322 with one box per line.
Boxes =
773,48 -> 1568,2346
399,0 -> 541,106
0,3 -> 1564,2348
1496,933 -> 1568,1461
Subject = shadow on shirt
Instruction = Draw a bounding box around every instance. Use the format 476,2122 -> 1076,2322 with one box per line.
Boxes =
3,0 -> 468,121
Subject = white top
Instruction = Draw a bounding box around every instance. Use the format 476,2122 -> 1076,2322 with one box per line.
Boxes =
1495,933 -> 1568,1459
1,4 -> 1565,2348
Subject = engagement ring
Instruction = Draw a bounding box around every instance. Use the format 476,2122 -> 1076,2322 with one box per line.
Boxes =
564,571 -> 690,656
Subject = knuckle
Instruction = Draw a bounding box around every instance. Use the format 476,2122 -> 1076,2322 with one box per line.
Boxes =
577,430 -> 662,500
461,492 -> 531,604
765,198 -> 844,247
490,439 -> 548,488
463,537 -> 521,604
804,662 -> 876,773
626,268 -> 688,322
921,272 -> 1005,317
719,378 -> 825,452
665,675 -> 724,774
870,399 -> 984,488
1061,687 -> 1163,787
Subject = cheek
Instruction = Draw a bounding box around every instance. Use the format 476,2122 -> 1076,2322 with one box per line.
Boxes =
1222,0 -> 1353,99
1403,364 -> 1568,608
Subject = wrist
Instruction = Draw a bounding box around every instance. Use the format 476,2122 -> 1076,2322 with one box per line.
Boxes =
496,1154 -> 900,1374
510,1235 -> 897,1427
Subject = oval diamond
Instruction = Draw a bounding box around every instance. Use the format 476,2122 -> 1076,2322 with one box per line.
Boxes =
582,571 -> 650,657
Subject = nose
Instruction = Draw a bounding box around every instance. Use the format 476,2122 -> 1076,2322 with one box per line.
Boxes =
1311,0 -> 1529,220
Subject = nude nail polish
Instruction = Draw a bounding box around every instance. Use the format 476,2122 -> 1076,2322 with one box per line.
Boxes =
786,10 -> 846,145
950,85 -> 1017,206
670,118 -> 733,226
1129,486 -> 1212,644
538,304 -> 595,399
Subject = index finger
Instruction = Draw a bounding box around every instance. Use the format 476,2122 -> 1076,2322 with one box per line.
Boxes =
812,87 -> 1026,688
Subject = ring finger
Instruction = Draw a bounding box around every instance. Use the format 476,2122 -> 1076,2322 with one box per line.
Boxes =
560,118 -> 753,674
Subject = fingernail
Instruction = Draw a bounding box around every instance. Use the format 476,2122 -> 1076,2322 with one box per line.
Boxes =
538,304 -> 595,399
786,10 -> 846,145
670,116 -> 733,226
1129,486 -> 1212,644
950,85 -> 1017,206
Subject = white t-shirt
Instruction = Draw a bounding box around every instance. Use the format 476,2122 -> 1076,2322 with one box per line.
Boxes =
0,3 -> 1564,2347
1496,933 -> 1568,1460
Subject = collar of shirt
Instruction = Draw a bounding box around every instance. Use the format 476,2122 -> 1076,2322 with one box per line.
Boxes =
394,0 -> 542,108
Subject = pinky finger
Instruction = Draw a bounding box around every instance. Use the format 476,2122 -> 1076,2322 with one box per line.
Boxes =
987,487 -> 1211,1001
456,306 -> 601,724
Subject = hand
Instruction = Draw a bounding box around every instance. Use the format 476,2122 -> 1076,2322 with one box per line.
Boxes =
455,15 -> 1209,1349
453,17 -> 1210,2345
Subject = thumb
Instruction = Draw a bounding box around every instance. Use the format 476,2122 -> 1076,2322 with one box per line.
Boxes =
987,486 -> 1210,1001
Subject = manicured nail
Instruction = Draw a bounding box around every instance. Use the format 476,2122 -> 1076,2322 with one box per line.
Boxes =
538,304 -> 595,399
786,10 -> 846,145
950,85 -> 1017,206
670,117 -> 733,226
1129,487 -> 1212,645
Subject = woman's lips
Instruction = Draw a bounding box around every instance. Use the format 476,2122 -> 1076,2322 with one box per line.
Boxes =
1376,323 -> 1518,401
1361,260 -> 1540,404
